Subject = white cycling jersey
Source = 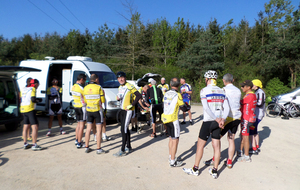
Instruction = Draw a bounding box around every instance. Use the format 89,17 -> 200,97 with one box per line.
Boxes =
222,84 -> 242,120
255,88 -> 266,120
200,84 -> 229,122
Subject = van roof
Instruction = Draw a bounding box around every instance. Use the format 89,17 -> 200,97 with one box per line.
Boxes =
21,56 -> 112,72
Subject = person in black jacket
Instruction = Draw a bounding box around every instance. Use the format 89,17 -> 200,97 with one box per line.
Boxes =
146,79 -> 163,138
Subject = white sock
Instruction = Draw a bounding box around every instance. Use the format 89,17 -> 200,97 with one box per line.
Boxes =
170,159 -> 175,165
102,133 -> 106,138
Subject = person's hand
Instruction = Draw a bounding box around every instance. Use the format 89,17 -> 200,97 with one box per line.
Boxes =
219,118 -> 225,129
126,105 -> 132,111
215,118 -> 221,123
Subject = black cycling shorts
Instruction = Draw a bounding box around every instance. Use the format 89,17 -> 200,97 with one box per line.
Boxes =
87,111 -> 103,124
23,110 -> 38,125
150,104 -> 163,124
199,121 -> 221,141
75,107 -> 86,122
220,119 -> 241,136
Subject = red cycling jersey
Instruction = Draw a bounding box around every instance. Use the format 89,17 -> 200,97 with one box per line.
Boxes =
241,92 -> 257,123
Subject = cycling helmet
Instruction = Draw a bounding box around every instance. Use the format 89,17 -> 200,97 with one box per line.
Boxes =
116,71 -> 126,78
252,79 -> 263,88
204,70 -> 218,79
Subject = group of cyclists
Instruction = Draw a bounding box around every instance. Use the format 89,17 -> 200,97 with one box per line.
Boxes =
20,69 -> 266,179
182,71 -> 265,179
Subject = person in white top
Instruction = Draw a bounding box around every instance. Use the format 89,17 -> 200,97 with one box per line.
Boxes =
249,79 -> 266,155
183,70 -> 229,179
204,73 -> 242,168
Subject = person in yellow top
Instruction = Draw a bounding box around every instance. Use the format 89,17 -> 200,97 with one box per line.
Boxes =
71,73 -> 86,148
157,77 -> 169,95
83,74 -> 106,154
161,77 -> 187,167
46,77 -> 65,136
114,71 -> 142,157
131,86 -> 149,132
20,79 -> 43,151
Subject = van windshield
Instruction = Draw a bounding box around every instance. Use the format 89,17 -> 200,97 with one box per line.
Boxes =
90,71 -> 119,88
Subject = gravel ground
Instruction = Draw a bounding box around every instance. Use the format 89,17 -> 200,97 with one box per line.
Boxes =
0,105 -> 299,190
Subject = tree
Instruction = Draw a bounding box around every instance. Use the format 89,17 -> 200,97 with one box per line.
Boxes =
177,30 -> 224,81
152,18 -> 173,66
85,24 -> 118,62
264,0 -> 294,39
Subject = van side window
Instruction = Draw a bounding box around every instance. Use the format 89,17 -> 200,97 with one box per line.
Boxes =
73,71 -> 89,85
6,81 -> 16,104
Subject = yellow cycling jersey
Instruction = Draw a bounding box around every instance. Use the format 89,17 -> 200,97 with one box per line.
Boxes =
118,82 -> 137,111
83,83 -> 105,112
71,83 -> 85,108
157,83 -> 169,95
20,87 -> 36,113
161,90 -> 184,123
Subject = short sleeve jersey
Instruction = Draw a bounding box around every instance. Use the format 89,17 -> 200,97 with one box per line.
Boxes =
71,83 -> 85,108
118,82 -> 138,111
83,83 -> 105,112
161,89 -> 184,123
223,84 -> 242,120
180,83 -> 192,100
47,86 -> 62,104
20,86 -> 36,113
254,88 -> 266,120
200,84 -> 227,121
241,92 -> 257,122
157,83 -> 169,95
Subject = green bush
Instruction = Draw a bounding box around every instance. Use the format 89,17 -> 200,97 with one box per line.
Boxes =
265,77 -> 290,97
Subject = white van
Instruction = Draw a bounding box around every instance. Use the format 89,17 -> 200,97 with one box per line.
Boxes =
17,56 -> 120,120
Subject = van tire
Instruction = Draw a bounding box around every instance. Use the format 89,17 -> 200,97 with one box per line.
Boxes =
5,122 -> 20,131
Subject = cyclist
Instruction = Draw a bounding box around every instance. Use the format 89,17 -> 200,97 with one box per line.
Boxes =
114,71 -> 142,157
158,77 -> 169,95
183,70 -> 229,179
71,73 -> 87,148
46,77 -> 66,136
161,77 -> 187,167
180,78 -> 193,125
204,73 -> 241,169
83,74 -> 106,154
21,79 -> 43,151
249,79 -> 265,155
238,80 -> 257,162
146,79 -> 163,138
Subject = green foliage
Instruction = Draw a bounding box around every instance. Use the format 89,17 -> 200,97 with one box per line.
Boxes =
265,77 -> 290,97
177,30 -> 224,82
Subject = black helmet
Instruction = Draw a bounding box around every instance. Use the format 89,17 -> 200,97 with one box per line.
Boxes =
116,71 -> 126,78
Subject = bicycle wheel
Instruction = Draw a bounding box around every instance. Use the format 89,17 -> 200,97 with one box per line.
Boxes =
289,104 -> 300,118
266,103 -> 281,118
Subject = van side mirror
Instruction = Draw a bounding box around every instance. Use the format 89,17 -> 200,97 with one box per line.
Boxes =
292,96 -> 296,100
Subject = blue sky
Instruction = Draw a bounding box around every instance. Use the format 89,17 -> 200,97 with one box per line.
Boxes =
1,0 -> 299,40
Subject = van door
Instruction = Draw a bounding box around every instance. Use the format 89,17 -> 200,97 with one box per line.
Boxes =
62,69 -> 72,109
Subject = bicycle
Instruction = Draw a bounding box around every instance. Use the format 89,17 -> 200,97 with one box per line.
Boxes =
63,100 -> 77,125
266,96 -> 300,118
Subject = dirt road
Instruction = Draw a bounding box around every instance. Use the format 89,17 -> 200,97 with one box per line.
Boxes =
0,106 -> 299,190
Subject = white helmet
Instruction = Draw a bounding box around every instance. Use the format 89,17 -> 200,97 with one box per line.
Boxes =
204,70 -> 218,79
